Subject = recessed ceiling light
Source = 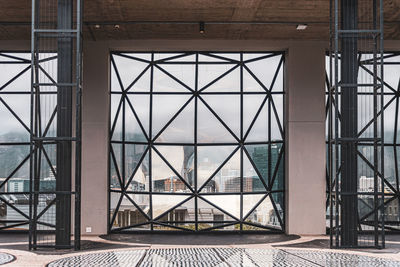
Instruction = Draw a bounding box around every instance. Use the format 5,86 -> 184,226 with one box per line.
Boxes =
114,24 -> 120,29
296,24 -> 308,30
94,24 -> 100,29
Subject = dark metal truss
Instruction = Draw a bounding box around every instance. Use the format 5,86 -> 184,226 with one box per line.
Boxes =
0,52 -> 49,232
108,51 -> 285,233
326,52 -> 400,235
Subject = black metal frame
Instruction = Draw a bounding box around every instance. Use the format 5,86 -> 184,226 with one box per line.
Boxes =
326,52 -> 400,236
0,52 -> 34,232
328,0 -> 385,248
29,0 -> 82,250
108,51 -> 285,233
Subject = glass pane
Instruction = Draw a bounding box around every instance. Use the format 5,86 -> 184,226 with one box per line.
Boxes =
152,194 -> 190,219
0,94 -> 30,141
152,148 -> 192,193
197,146 -> 237,189
202,150 -> 240,193
156,99 -> 194,143
200,195 -> 240,220
112,54 -> 149,90
197,100 -> 236,143
155,146 -> 194,188
152,94 -> 191,138
125,144 -> 149,191
198,65 -> 240,92
244,97 -> 268,142
201,95 -> 240,137
245,55 -> 281,90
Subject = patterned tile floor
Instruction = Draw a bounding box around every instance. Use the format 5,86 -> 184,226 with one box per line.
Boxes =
0,252 -> 14,265
47,248 -> 400,267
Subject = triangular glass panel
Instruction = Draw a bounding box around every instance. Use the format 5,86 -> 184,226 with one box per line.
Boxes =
358,145 -> 375,179
41,143 -> 56,175
199,65 -> 240,92
111,143 -> 123,186
112,194 -> 150,229
196,197 -> 236,222
110,192 -> 123,227
200,195 -> 241,220
242,194 -> 266,219
245,145 -> 268,188
382,64 -> 400,93
155,197 -> 194,226
125,97 -> 147,142
127,94 -> 150,136
163,53 -> 196,62
243,152 -> 267,192
151,149 -> 192,193
152,194 -> 190,219
243,53 -> 273,61
39,94 -> 57,137
197,100 -> 237,143
198,53 -> 230,63
245,55 -> 281,90
153,66 -> 193,93
271,109 -> 282,141
110,95 -> 122,135
128,68 -> 150,92
243,67 -> 267,93
0,52 -> 30,62
381,95 -> 395,142
210,53 -> 240,61
271,145 -> 284,191
120,53 -> 151,61
36,196 -> 56,228
109,149 -> 122,190
111,106 -> 123,141
202,149 -> 240,193
155,146 -> 194,188
0,94 -> 30,140
197,145 -> 237,189
244,195 -> 281,229
243,95 -> 266,134
0,146 -> 30,183
154,53 -> 185,61
271,192 -> 284,224
111,64 -> 123,92
152,94 -> 191,138
0,62 -> 30,92
156,99 -> 194,143
201,95 -> 240,137
245,99 -> 269,142
0,161 -> 30,195
125,144 -> 149,190
270,60 -> 284,92
112,54 -> 149,90
158,64 -> 195,90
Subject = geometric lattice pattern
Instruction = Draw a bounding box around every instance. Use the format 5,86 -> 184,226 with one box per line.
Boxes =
0,252 -> 14,265
47,248 -> 400,267
109,52 -> 285,232
0,52 -> 57,232
326,53 -> 400,233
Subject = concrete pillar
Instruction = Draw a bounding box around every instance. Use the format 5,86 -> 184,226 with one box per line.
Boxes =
286,42 -> 326,235
81,41 -> 109,235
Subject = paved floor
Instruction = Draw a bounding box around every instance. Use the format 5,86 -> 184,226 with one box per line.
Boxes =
46,248 -> 400,267
1,234 -> 400,266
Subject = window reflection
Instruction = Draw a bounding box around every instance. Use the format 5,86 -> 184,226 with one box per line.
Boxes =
110,52 -> 285,232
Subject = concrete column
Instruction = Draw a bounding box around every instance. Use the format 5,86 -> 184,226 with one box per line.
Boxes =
286,42 -> 326,235
81,41 -> 109,235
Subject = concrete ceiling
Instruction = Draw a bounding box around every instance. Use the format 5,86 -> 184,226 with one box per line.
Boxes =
1,0 -> 400,40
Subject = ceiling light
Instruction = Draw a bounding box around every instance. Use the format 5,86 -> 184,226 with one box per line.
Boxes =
199,22 -> 205,34
94,24 -> 100,29
114,24 -> 120,29
296,24 -> 308,30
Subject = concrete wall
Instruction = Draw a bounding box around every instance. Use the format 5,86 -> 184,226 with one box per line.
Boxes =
0,39 -> 332,236
80,40 -> 327,235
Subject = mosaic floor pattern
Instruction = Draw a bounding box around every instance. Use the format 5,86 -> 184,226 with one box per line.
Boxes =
47,248 -> 400,267
0,252 -> 14,265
